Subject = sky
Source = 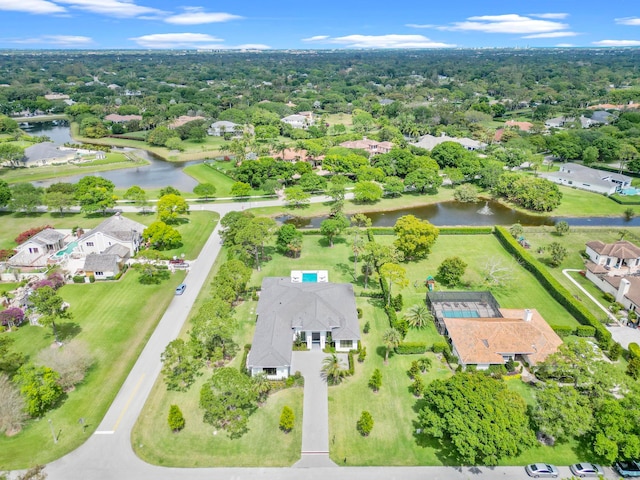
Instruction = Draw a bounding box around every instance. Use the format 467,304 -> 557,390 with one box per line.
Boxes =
0,0 -> 638,50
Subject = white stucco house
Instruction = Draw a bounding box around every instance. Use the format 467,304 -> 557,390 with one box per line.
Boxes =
208,120 -> 240,136
585,240 -> 640,312
8,228 -> 66,268
77,213 -> 145,256
246,276 -> 360,379
82,244 -> 131,280
281,112 -> 314,130
410,133 -> 486,151
541,163 -> 631,195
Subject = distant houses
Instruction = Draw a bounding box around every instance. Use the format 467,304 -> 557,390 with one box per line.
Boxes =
540,163 -> 631,196
339,137 -> 394,156
208,120 -> 240,136
104,113 -> 142,124
411,133 -> 486,151
281,112 -> 314,129
168,115 -> 206,129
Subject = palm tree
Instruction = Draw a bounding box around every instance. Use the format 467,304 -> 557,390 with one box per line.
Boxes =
321,354 -> 346,385
252,373 -> 272,404
382,328 -> 402,365
404,304 -> 433,329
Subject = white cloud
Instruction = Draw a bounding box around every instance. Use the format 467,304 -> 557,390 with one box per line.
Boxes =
439,14 -> 569,34
302,34 -> 454,48
523,31 -> 579,39
57,0 -> 165,18
405,23 -> 436,29
616,17 -> 640,26
530,13 -> 569,20
593,39 -> 640,46
12,34 -> 92,45
130,33 -> 223,48
129,33 -> 270,50
0,0 -> 66,14
302,35 -> 329,42
555,43 -> 575,47
164,7 -> 242,25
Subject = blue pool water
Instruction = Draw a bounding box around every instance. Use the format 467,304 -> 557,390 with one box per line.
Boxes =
621,187 -> 640,196
54,240 -> 78,257
302,272 -> 318,283
442,310 -> 480,318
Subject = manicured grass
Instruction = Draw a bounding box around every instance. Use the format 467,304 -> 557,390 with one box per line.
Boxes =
0,269 -> 187,469
183,162 -> 261,198
152,211 -> 219,260
552,186 -> 629,217
0,152 -> 145,184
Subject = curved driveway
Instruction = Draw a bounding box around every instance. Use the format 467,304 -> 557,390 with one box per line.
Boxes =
42,197 -> 614,480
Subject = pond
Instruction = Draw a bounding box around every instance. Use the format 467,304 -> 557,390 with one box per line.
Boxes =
29,122 -> 200,191
279,200 -> 640,227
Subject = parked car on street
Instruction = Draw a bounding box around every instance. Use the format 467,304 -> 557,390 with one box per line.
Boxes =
525,463 -> 559,478
615,460 -> 640,478
175,283 -> 186,295
569,463 -> 604,478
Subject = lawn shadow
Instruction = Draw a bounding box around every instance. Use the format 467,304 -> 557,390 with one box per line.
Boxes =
56,322 -> 82,342
335,262 -> 353,281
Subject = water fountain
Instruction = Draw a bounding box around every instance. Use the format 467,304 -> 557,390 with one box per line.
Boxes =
477,201 -> 494,215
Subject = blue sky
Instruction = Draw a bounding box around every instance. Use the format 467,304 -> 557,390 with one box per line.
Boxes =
0,0 -> 638,49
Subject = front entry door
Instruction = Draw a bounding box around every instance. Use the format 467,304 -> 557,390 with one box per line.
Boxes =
312,332 -> 321,344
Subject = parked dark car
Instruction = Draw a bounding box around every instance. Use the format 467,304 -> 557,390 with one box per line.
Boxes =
525,464 -> 559,478
615,460 -> 640,478
569,463 -> 604,478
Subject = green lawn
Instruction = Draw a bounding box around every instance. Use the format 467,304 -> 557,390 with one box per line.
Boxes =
551,186 -> 631,217
183,162 -> 261,198
152,211 -> 219,260
0,152 -> 145,184
0,269 -> 187,469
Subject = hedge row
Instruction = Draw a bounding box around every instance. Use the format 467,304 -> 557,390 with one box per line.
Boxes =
551,325 -> 597,338
494,226 -> 612,348
609,194 -> 640,205
395,342 -> 429,354
629,342 -> 640,359
300,228 -> 321,235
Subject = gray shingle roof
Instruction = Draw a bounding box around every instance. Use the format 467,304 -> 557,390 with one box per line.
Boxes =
248,278 -> 360,369
102,243 -> 130,258
83,253 -> 118,272
17,228 -> 65,249
80,214 -> 146,243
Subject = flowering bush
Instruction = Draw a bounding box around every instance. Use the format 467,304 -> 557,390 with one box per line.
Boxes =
0,307 -> 25,328
14,225 -> 53,244
32,279 -> 55,291
46,272 -> 65,289
0,249 -> 15,261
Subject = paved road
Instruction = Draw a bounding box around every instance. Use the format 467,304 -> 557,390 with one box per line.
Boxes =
36,199 -> 617,479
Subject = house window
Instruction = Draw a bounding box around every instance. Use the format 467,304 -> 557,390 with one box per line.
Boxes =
29,247 -> 39,253
86,242 -> 94,247
340,340 -> 353,348
263,368 -> 277,376
95,271 -> 103,276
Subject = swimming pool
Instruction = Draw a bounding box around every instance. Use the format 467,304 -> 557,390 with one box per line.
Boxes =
442,310 -> 480,318
302,272 -> 318,283
54,240 -> 78,257
621,187 -> 640,196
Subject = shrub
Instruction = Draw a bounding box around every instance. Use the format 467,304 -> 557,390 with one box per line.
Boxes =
72,275 -> 85,284
168,404 -> 185,432
576,325 -> 596,337
552,325 -> 576,337
627,357 -> 640,379
363,321 -> 370,334
417,357 -> 432,372
368,369 -> 382,392
395,342 -> 428,354
607,342 -> 623,361
358,346 -> 367,363
603,292 -> 615,303
356,411 -> 374,436
89,275 -> 95,283
494,226 -> 612,348
629,342 -> 640,359
432,342 -> 449,354
356,307 -> 363,319
610,303 -> 622,314
408,361 -> 421,379
279,406 -> 295,433
488,364 -> 507,378
505,359 -> 516,373
239,344 -> 251,375
391,294 -> 403,312
347,350 -> 356,376
411,376 -> 424,397
0,307 -> 24,328
0,249 -> 16,261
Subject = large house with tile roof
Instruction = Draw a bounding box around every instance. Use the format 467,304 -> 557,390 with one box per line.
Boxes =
247,277 -> 360,379
339,137 -> 394,156
427,291 -> 561,369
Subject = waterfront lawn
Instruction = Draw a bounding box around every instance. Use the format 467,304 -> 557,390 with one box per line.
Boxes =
551,186 -> 629,217
153,210 -> 218,260
183,162 -> 261,198
0,152 -> 144,184
0,269 -> 186,469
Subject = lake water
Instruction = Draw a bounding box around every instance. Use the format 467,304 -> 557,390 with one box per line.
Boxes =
29,122 -> 199,191
280,200 -> 640,227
